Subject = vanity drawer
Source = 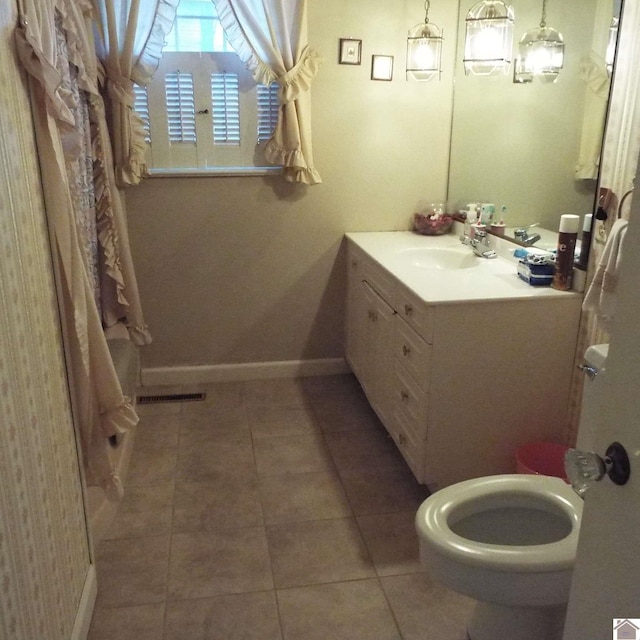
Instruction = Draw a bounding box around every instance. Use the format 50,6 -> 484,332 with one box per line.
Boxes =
364,261 -> 395,304
348,242 -> 395,304
391,410 -> 426,483
395,316 -> 432,391
393,361 -> 429,440
396,285 -> 433,344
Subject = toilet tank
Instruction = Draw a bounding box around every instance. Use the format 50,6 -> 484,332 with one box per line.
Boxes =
576,344 -> 609,451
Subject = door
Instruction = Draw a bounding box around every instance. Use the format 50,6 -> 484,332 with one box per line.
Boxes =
563,181 -> 640,636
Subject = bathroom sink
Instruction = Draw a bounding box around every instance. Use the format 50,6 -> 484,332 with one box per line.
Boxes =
395,247 -> 479,270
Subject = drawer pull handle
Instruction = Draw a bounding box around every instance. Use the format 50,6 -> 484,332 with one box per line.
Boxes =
398,432 -> 406,445
404,304 -> 413,316
400,390 -> 409,402
402,344 -> 411,357
351,260 -> 358,269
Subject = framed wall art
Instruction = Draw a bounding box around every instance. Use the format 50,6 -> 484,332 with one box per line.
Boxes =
339,38 -> 362,65
371,55 -> 394,81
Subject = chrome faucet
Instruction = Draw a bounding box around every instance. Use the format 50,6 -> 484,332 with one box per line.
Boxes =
514,224 -> 541,246
460,227 -> 497,259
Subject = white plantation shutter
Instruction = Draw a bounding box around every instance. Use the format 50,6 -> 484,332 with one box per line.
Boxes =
127,1 -> 289,173
132,84 -> 151,143
165,71 -> 197,143
211,73 -> 240,145
257,83 -> 279,143
137,49 -> 283,171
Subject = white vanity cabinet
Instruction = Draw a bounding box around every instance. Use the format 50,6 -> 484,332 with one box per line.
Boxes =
345,233 -> 583,490
347,244 -> 396,428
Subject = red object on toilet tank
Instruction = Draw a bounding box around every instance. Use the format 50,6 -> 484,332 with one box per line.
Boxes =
516,441 -> 569,482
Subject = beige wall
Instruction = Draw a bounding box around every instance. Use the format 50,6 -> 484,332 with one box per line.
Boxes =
0,2 -> 91,638
126,0 -> 459,370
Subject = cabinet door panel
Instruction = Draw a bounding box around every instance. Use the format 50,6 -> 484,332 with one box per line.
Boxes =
346,254 -> 369,379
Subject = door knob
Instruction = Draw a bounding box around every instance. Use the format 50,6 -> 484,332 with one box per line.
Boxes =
565,442 -> 630,497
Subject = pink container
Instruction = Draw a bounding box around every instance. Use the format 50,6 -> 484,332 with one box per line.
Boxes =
516,441 -> 569,481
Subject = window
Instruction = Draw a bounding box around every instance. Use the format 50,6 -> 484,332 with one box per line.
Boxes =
135,0 -> 280,173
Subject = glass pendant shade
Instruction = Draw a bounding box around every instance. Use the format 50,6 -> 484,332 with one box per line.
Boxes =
463,0 -> 514,76
518,25 -> 564,83
407,22 -> 443,81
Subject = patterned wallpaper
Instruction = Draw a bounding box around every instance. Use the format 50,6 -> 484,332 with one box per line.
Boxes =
0,1 -> 91,639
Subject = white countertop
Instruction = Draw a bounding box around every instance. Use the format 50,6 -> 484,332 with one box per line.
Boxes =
346,230 -> 581,305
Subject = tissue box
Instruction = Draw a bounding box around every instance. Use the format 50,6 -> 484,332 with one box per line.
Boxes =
517,260 -> 555,286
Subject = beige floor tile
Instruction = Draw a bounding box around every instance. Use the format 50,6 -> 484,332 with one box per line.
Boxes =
168,528 -> 273,600
253,434 -> 335,477
127,446 -> 178,487
295,373 -> 362,398
248,404 -> 321,438
266,517 -> 375,588
164,591 -> 281,640
133,414 -> 181,451
172,476 -> 263,532
340,467 -> 430,516
243,378 -> 311,409
357,511 -> 424,576
105,483 -> 174,540
176,437 -> 256,483
259,471 -> 352,525
95,536 -> 170,608
324,428 -> 407,477
380,573 -> 475,640
277,579 -> 401,640
179,405 -> 250,439
309,392 -> 382,432
94,375 -> 480,639
88,603 -> 165,640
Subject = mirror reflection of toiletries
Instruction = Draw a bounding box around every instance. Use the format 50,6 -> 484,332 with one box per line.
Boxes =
446,0 -> 622,260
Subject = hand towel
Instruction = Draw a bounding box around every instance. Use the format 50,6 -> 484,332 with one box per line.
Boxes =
582,218 -> 629,331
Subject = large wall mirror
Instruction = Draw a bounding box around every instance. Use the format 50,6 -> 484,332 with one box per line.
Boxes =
446,0 -> 622,254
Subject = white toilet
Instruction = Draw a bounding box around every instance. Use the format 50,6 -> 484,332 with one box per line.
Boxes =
415,345 -> 609,639
415,473 -> 582,640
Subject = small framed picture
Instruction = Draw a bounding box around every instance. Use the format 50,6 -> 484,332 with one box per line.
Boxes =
339,38 -> 362,65
371,55 -> 394,81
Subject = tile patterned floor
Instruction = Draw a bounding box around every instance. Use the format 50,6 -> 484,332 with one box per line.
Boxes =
88,375 -> 474,640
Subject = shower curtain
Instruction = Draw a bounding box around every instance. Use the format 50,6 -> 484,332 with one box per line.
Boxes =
15,0 -> 151,497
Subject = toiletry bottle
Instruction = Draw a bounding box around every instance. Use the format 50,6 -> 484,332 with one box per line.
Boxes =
576,213 -> 593,269
465,208 -> 478,239
490,206 -> 507,235
551,214 -> 580,291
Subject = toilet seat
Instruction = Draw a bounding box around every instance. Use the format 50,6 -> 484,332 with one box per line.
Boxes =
416,474 -> 583,573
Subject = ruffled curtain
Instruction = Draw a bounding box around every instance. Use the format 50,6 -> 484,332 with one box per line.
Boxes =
92,0 -> 179,187
212,0 -> 322,185
575,53 -> 610,181
15,0 -> 144,498
598,0 -> 640,216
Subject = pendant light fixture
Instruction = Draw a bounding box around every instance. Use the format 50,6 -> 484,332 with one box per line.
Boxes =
517,0 -> 564,83
463,0 -> 514,76
406,0 -> 444,81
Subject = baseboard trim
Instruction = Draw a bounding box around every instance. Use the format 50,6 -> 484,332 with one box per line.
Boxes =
141,357 -> 351,387
71,564 -> 97,640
